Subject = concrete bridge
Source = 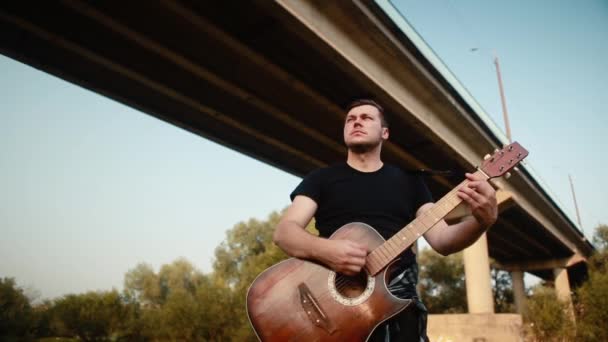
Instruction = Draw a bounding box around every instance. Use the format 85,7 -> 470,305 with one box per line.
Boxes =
1,1 -> 593,339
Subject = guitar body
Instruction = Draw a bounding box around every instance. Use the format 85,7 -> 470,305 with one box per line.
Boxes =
246,222 -> 412,341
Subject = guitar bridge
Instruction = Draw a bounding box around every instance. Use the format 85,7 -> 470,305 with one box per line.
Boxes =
298,283 -> 336,334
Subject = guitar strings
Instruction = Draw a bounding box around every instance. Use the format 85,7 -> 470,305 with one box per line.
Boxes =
366,183 -> 467,273
332,187 -> 467,295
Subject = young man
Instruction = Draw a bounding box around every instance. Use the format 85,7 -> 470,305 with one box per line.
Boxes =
273,99 -> 498,341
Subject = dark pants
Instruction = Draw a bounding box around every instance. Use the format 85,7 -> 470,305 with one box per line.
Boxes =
368,263 -> 429,342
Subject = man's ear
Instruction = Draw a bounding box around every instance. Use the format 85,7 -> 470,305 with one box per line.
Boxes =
382,127 -> 389,140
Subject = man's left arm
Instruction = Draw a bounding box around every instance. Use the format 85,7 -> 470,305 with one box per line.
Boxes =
422,172 -> 498,256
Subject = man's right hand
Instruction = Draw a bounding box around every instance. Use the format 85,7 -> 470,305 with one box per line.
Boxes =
316,239 -> 368,276
274,196 -> 368,276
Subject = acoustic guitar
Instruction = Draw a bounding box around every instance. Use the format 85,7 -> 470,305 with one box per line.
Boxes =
247,142 -> 528,341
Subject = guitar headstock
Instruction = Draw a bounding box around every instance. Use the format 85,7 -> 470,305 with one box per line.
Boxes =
480,142 -> 529,179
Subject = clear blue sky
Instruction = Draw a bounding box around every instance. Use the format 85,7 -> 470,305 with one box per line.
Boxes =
1,0 -> 607,300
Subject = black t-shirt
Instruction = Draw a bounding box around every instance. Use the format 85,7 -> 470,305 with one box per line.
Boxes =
290,162 -> 433,264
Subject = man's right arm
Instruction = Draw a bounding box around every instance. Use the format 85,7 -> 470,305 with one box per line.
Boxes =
273,195 -> 367,275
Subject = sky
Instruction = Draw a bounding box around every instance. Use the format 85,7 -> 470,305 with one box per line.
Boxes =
391,0 -> 608,230
1,0 -> 607,300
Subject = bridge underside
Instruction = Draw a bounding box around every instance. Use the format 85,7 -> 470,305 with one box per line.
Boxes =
0,1 -> 590,280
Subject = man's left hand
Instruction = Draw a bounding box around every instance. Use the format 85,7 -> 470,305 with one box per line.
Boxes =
457,172 -> 498,229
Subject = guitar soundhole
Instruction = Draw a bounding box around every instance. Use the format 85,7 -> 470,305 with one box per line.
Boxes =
328,270 -> 375,306
334,272 -> 368,298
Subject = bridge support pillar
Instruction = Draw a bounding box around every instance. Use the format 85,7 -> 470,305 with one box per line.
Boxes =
511,270 -> 526,315
463,233 -> 494,313
553,267 -> 575,319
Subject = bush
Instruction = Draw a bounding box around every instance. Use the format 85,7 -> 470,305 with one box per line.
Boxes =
0,277 -> 35,339
524,286 -> 575,341
574,252 -> 608,341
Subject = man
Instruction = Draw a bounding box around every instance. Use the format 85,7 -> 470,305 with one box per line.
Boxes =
273,99 -> 498,341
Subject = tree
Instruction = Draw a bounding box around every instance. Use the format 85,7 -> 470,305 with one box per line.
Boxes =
212,212 -> 288,290
491,268 -> 514,313
31,300 -> 55,339
0,277 -> 35,339
122,257 -> 240,340
525,285 -> 575,341
212,210 -> 296,340
417,248 -> 467,313
575,267 -> 608,341
591,223 -> 608,251
157,257 -> 205,301
52,290 -> 131,341
124,262 -> 161,307
524,223 -> 608,341
194,276 -> 241,341
161,289 -> 201,341
574,223 -> 608,341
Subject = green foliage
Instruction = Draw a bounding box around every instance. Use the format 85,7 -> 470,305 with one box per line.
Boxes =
575,269 -> 608,341
123,262 -> 161,306
121,258 -> 237,341
592,224 -> 608,251
213,212 -> 288,290
524,286 -> 575,341
418,248 -> 467,313
0,277 -> 35,339
194,276 -> 241,341
51,290 -> 131,341
587,224 -> 608,275
158,258 -> 205,299
161,290 -> 201,340
212,211 -> 290,340
572,224 -> 608,341
13,213 -> 606,341
491,268 -> 514,313
119,210 -> 289,341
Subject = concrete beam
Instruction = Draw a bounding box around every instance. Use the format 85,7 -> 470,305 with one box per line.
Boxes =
494,176 -> 591,258
497,217 -> 553,256
495,253 -> 587,272
274,0 -> 495,169
496,189 -> 514,212
0,9 -> 332,171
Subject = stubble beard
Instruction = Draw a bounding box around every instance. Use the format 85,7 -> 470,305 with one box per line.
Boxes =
346,139 -> 381,154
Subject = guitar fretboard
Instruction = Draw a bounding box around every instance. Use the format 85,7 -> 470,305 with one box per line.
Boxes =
365,171 -> 485,276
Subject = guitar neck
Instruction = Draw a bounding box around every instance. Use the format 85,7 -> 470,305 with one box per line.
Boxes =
365,170 -> 486,276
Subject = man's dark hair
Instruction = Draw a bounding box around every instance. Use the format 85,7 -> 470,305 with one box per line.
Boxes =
346,98 -> 389,128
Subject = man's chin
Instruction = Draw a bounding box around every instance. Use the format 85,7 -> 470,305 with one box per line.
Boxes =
346,142 -> 379,154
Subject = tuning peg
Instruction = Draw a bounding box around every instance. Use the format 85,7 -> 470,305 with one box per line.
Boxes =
514,167 -> 519,172
483,154 -> 492,160
505,172 -> 512,179
494,148 -> 500,153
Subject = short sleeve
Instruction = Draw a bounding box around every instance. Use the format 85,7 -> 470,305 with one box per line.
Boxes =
290,168 -> 323,203
411,174 -> 433,211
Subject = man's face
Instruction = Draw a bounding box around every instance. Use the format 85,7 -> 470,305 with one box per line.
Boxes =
343,104 -> 389,153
